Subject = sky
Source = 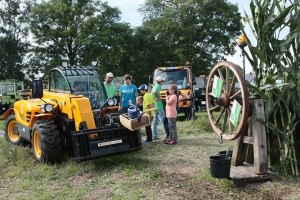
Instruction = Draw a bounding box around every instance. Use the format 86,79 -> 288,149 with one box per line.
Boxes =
106,0 -> 254,74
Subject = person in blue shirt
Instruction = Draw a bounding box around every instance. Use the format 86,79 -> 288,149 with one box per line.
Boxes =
118,74 -> 138,113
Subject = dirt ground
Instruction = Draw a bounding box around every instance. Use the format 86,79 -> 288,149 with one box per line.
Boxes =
73,135 -> 300,200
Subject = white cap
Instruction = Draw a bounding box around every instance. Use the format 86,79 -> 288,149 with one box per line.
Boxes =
156,76 -> 165,82
106,72 -> 114,78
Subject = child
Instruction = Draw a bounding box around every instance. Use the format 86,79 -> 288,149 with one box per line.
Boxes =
136,96 -> 143,111
137,84 -> 155,143
163,80 -> 189,142
165,84 -> 178,145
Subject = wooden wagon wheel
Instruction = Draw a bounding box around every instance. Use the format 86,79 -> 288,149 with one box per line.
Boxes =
206,61 -> 249,141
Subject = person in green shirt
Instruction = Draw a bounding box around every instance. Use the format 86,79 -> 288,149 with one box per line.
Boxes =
151,76 -> 168,140
103,72 -> 117,98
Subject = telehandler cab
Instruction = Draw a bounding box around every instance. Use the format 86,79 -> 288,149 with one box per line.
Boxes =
3,65 -> 142,163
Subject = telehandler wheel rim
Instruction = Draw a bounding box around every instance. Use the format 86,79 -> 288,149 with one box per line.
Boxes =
205,61 -> 249,140
33,130 -> 42,158
7,120 -> 20,142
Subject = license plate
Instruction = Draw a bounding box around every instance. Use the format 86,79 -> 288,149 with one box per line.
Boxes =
201,101 -> 206,105
98,139 -> 122,147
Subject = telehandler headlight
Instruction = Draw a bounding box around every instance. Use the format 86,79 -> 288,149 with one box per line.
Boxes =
40,104 -> 53,113
107,98 -> 115,106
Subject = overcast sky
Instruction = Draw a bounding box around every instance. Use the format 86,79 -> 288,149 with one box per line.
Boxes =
105,0 -> 254,73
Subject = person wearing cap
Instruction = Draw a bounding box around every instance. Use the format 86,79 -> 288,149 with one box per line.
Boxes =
151,76 -> 168,140
138,84 -> 155,143
119,74 -> 138,113
103,72 -> 117,98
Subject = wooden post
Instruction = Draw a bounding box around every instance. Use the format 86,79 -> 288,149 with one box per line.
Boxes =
252,99 -> 268,174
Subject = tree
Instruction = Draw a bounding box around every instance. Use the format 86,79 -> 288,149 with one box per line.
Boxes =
29,0 -> 133,78
0,0 -> 30,80
129,26 -> 163,84
139,0 -> 242,75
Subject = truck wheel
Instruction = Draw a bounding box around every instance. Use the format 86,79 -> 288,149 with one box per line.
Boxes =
32,120 -> 61,163
185,107 -> 195,120
185,101 -> 195,121
5,114 -> 24,145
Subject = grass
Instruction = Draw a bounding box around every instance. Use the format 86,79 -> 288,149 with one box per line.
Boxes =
0,115 -> 4,130
0,113 -> 300,199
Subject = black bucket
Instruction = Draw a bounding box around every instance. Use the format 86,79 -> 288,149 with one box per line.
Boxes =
218,150 -> 233,158
209,155 -> 231,178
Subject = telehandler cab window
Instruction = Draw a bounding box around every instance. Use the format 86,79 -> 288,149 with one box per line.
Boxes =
49,71 -> 68,92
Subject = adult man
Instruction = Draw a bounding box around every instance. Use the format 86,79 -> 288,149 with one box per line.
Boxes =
151,76 -> 168,140
118,74 -> 138,113
103,72 -> 117,98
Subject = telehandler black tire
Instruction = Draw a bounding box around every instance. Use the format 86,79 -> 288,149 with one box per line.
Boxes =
32,120 -> 61,164
5,114 -> 24,145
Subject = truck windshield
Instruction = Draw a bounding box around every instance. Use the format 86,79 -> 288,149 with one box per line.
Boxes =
2,84 -> 14,93
155,70 -> 188,90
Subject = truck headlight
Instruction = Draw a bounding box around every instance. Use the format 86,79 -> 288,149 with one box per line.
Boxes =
40,104 -> 53,113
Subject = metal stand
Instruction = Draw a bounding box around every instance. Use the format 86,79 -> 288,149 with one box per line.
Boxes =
230,98 -> 278,187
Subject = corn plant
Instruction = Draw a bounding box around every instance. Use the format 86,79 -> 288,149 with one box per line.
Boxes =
241,0 -> 300,176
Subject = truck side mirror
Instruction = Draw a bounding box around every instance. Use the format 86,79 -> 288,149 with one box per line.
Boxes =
149,75 -> 153,85
31,80 -> 43,98
192,74 -> 196,85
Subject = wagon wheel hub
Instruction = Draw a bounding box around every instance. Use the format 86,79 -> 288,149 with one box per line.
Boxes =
215,93 -> 230,108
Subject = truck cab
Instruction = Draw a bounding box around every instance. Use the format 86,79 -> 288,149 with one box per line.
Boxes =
149,63 -> 196,120
0,79 -> 24,113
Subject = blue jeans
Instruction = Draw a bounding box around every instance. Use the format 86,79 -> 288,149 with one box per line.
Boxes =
152,109 -> 168,139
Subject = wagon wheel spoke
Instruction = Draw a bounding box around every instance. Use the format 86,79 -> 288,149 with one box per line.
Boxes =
222,109 -> 228,133
215,107 -> 225,125
229,75 -> 237,96
230,91 -> 241,100
226,67 -> 230,94
217,68 -> 225,94
209,105 -> 221,111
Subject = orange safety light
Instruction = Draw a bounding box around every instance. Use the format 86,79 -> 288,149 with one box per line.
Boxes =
237,34 -> 247,48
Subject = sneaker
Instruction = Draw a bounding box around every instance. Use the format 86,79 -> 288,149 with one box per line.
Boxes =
152,137 -> 160,140
143,140 -> 152,143
164,138 -> 172,144
168,140 -> 177,145
162,137 -> 169,143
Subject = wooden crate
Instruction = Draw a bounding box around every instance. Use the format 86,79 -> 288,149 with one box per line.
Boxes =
119,113 -> 151,131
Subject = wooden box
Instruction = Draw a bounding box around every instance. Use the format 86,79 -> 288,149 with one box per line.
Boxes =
119,113 -> 151,131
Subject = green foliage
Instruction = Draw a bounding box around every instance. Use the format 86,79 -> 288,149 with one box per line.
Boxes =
139,0 -> 242,75
0,0 -> 244,87
0,0 -> 30,80
242,0 -> 300,176
28,0 -> 133,79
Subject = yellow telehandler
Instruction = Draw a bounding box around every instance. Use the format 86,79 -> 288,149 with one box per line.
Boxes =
3,65 -> 142,163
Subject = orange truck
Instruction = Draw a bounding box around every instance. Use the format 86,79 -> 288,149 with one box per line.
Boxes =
149,62 -> 196,120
